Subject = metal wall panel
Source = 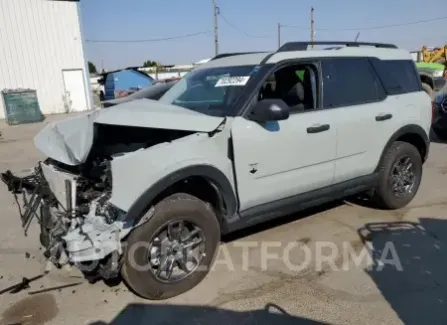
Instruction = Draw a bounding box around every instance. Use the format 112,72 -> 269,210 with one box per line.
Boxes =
0,0 -> 91,118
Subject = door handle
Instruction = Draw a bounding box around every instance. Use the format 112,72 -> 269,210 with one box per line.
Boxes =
375,113 -> 393,121
307,124 -> 330,134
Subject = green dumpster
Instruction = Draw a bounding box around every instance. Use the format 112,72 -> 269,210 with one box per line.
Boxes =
2,89 -> 43,125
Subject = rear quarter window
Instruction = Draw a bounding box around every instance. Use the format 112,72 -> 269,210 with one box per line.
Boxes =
370,59 -> 421,95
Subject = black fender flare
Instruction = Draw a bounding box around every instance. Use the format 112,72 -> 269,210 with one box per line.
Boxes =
375,124 -> 430,172
419,72 -> 434,88
124,165 -> 238,223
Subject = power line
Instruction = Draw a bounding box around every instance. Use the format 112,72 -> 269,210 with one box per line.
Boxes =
85,31 -> 210,43
218,11 -> 272,39
282,15 -> 447,31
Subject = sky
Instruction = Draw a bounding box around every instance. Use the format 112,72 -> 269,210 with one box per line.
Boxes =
79,0 -> 447,70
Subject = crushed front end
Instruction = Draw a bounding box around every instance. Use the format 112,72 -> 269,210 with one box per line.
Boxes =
1,98 -> 226,285
1,159 -> 129,281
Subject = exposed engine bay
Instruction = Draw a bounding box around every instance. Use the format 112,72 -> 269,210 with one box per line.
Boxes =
1,124 -> 194,281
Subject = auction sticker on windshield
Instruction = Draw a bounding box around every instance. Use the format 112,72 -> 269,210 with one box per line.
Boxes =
215,76 -> 250,87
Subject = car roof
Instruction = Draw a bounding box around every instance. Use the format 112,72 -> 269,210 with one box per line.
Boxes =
196,52 -> 270,69
268,47 -> 413,63
198,41 -> 412,69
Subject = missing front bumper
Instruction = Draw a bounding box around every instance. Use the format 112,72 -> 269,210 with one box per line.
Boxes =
1,167 -> 51,236
1,163 -> 128,279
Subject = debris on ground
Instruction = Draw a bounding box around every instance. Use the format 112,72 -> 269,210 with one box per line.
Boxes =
0,274 -> 45,295
28,282 -> 82,295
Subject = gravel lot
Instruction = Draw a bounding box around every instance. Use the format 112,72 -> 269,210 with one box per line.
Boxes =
1,113 -> 447,325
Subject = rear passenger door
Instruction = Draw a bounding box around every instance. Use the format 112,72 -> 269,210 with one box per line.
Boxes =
321,57 -> 398,184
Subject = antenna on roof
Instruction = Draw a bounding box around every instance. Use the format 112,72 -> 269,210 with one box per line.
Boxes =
354,33 -> 360,42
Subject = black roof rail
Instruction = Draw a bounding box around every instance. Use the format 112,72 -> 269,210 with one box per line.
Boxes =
211,52 -> 267,61
277,41 -> 398,52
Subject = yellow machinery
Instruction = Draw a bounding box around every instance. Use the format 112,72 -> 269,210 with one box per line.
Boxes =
422,45 -> 447,76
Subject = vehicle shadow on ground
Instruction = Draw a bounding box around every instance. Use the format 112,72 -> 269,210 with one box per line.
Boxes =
358,218 -> 447,325
88,302 -> 331,325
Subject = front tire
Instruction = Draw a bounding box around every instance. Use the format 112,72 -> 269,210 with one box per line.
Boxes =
121,193 -> 220,300
373,141 -> 422,209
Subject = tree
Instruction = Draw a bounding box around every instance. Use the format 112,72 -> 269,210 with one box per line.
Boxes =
142,60 -> 166,72
143,60 -> 158,67
88,61 -> 97,74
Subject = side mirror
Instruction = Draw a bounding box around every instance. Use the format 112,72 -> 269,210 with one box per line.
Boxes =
249,99 -> 290,122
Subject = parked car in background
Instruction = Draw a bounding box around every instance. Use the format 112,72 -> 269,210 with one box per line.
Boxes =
98,67 -> 156,101
101,80 -> 178,107
417,62 -> 446,99
431,90 -> 447,138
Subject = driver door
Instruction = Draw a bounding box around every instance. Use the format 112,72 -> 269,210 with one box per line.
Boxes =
231,62 -> 337,212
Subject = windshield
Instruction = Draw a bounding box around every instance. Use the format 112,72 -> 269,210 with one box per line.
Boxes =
159,65 -> 258,116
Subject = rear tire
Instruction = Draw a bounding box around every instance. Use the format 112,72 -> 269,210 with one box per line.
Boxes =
121,193 -> 220,300
373,141 -> 422,209
421,82 -> 434,100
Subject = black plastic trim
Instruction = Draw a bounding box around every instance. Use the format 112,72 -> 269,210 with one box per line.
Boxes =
223,173 -> 379,234
124,165 -> 238,223
375,124 -> 430,171
307,124 -> 330,133
277,41 -> 398,52
260,53 -> 276,65
375,114 -> 393,122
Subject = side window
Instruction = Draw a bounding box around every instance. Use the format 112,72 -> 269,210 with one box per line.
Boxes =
321,58 -> 385,108
371,59 -> 420,95
259,64 -> 318,113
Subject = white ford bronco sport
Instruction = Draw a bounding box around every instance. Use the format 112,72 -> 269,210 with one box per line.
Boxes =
2,41 -> 432,300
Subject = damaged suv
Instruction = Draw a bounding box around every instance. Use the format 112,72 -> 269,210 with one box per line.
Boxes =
2,41 -> 431,300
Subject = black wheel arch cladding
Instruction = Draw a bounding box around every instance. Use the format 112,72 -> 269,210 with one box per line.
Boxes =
375,124 -> 429,173
124,165 -> 238,223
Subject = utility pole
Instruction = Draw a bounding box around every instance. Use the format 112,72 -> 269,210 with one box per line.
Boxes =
277,23 -> 281,49
310,7 -> 314,48
213,0 -> 219,56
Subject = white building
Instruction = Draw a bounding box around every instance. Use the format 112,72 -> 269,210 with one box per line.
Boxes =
0,0 -> 92,120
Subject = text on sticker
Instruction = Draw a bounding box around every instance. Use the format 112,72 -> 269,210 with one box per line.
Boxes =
215,76 -> 250,87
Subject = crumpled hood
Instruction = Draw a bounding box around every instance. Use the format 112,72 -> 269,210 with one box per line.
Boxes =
34,99 -> 225,166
